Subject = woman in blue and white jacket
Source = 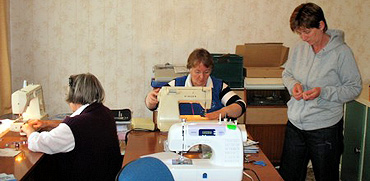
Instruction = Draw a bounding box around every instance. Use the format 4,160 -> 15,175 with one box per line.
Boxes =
145,48 -> 246,120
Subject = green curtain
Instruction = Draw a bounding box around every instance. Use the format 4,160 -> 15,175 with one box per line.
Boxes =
0,0 -> 12,116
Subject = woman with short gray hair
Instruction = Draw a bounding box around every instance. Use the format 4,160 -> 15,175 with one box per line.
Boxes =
66,73 -> 105,104
21,73 -> 122,181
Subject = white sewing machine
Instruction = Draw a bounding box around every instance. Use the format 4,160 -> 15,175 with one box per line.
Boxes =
11,84 -> 47,121
143,121 -> 246,181
156,87 -> 212,132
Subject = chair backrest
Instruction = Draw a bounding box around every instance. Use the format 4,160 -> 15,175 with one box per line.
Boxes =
116,157 -> 174,181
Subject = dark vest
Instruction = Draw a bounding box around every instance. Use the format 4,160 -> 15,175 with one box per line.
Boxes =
43,103 -> 122,181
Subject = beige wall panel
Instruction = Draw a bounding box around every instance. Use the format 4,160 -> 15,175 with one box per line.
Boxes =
9,0 -> 369,118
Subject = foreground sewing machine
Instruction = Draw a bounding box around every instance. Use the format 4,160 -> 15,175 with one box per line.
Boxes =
11,84 -> 47,121
156,87 -> 212,132
143,120 -> 246,181
143,86 -> 246,180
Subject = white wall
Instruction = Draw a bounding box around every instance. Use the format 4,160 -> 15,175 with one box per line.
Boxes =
9,0 -> 370,118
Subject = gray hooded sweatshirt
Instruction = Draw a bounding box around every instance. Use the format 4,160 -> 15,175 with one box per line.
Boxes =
282,29 -> 362,130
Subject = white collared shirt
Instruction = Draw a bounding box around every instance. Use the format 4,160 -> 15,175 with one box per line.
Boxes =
28,104 -> 89,154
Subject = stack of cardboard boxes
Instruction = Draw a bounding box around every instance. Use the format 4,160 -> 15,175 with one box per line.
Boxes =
235,43 -> 290,164
235,42 -> 289,124
236,43 -> 289,78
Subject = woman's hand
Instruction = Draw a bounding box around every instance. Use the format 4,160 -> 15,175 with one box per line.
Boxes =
21,123 -> 36,137
303,87 -> 321,100
28,119 -> 44,130
145,88 -> 161,110
205,110 -> 223,120
205,104 -> 242,120
292,83 -> 303,100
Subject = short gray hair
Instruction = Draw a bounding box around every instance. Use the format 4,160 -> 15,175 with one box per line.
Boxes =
66,73 -> 105,104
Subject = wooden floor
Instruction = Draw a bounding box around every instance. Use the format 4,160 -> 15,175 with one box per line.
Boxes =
306,168 -> 315,181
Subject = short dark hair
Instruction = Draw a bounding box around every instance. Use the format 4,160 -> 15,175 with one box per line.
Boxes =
290,2 -> 328,32
66,73 -> 105,104
186,48 -> 214,70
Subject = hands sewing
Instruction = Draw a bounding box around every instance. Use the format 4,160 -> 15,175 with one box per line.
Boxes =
21,119 -> 44,136
205,111 -> 223,120
292,83 -> 321,101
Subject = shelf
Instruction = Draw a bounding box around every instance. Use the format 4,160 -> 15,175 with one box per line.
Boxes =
244,77 -> 285,90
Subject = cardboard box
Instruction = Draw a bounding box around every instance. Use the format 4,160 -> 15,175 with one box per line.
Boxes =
246,67 -> 284,78
246,107 -> 288,124
235,43 -> 289,78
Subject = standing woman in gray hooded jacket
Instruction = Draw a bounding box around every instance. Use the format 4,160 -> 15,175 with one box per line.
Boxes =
279,2 -> 362,181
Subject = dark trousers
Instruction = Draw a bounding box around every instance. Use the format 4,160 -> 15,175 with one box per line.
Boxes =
279,119 -> 344,181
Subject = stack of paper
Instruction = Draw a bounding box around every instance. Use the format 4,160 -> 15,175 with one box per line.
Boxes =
244,139 -> 259,153
153,64 -> 188,82
0,148 -> 21,157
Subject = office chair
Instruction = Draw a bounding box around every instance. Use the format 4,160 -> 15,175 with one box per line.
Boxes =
116,157 -> 174,181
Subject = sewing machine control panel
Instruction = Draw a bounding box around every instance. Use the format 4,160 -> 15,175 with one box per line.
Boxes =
188,125 -> 226,136
199,129 -> 216,136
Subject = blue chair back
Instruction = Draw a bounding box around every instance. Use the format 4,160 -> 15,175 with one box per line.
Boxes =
116,157 -> 174,181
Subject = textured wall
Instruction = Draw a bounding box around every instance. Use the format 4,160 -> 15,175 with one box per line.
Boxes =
9,0 -> 370,118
